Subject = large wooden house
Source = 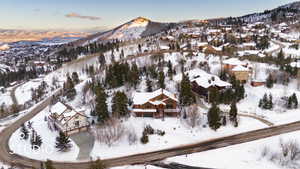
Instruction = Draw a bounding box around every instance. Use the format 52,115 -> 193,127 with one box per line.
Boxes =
223,58 -> 251,82
49,102 -> 90,135
188,69 -> 232,99
132,89 -> 179,118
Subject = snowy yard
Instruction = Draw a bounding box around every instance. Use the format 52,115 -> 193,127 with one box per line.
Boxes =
166,130 -> 300,169
90,116 -> 267,160
9,107 -> 79,162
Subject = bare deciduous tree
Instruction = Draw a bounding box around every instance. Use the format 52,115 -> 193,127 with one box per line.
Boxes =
184,104 -> 201,128
93,118 -> 126,147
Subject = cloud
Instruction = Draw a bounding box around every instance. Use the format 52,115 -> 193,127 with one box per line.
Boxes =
65,12 -> 101,21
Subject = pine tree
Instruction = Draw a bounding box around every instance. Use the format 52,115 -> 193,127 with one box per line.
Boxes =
112,91 -> 129,117
95,84 -> 109,122
268,94 -> 273,109
130,63 -> 140,88
179,74 -> 195,107
209,87 -> 220,104
20,123 -> 29,140
207,104 -> 221,131
292,93 -> 298,109
146,78 -> 153,92
229,102 -> 238,126
64,74 -> 76,100
55,132 -> 72,152
71,72 -> 80,84
266,74 -> 274,88
167,60 -> 173,79
45,160 -> 56,169
158,71 -> 165,89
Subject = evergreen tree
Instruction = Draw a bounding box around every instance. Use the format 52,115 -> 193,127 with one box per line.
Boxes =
158,71 -> 165,89
63,74 -> 76,100
71,72 -> 80,84
167,60 -> 173,79
229,102 -> 238,126
268,94 -> 273,109
146,78 -> 153,92
95,84 -> 109,122
179,74 -> 195,107
20,123 -> 29,140
45,160 -> 56,169
266,74 -> 274,88
207,104 -> 221,131
209,87 -> 220,104
129,63 -> 140,88
292,93 -> 298,109
111,91 -> 129,117
55,132 -> 72,152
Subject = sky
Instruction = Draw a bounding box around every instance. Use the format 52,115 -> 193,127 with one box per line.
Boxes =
0,0 -> 298,32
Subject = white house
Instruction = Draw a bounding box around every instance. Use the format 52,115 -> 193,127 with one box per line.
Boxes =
49,102 -> 90,135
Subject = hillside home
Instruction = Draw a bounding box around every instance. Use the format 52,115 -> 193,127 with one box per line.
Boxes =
132,89 -> 179,118
188,69 -> 232,100
49,102 -> 90,135
223,58 -> 251,82
231,65 -> 251,83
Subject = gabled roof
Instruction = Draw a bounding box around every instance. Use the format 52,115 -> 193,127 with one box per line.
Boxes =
188,69 -> 231,89
51,102 -> 68,116
232,65 -> 250,72
132,88 -> 178,105
223,58 -> 245,66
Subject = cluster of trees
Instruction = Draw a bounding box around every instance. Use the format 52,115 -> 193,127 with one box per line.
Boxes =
0,67 -> 38,87
105,62 -> 139,89
207,101 -> 238,130
286,93 -> 298,109
93,82 -> 129,123
20,121 -> 43,150
31,81 -> 48,103
256,36 -> 270,50
57,40 -> 120,66
210,76 -> 245,105
63,72 -> 79,101
259,93 -> 273,110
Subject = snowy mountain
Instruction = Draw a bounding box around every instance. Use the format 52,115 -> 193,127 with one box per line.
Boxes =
79,17 -> 176,45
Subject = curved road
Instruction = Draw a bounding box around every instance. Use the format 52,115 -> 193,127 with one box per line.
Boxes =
2,89 -> 300,169
0,43 -> 297,169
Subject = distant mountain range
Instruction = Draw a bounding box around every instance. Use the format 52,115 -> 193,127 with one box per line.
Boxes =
2,1 -> 300,45
0,29 -> 90,43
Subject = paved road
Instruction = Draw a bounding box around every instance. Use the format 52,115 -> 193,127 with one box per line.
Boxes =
2,102 -> 300,169
152,162 -> 215,169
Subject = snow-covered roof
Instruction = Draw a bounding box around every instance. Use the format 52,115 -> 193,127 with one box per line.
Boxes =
223,58 -> 245,66
187,69 -> 231,89
159,45 -> 170,50
232,65 -> 250,72
132,88 -> 178,105
51,102 -> 68,115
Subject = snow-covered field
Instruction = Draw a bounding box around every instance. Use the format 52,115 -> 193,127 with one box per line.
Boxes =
9,107 -> 79,162
0,90 -> 12,106
15,80 -> 42,105
90,116 -> 267,159
166,130 -> 300,169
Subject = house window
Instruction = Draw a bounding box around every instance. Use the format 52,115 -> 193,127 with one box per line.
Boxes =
74,121 -> 80,127
166,104 -> 173,109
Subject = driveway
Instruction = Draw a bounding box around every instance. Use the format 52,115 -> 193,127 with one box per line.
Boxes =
70,131 -> 95,160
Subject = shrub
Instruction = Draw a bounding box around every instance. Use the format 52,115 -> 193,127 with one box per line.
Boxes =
140,133 -> 149,144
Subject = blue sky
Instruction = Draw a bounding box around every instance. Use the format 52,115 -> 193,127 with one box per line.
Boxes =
0,0 -> 298,31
